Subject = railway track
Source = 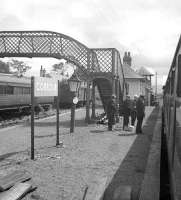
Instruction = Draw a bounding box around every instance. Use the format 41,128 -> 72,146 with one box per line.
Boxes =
0,108 -> 71,129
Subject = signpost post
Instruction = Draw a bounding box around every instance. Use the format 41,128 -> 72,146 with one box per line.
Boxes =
31,77 -> 59,160
56,80 -> 60,146
31,77 -> 35,160
70,96 -> 78,133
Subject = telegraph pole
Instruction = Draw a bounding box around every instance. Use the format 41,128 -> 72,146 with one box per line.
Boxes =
155,72 -> 157,102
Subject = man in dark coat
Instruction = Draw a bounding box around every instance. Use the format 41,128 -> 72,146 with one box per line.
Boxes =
107,94 -> 117,131
136,95 -> 145,134
123,95 -> 131,130
130,95 -> 138,126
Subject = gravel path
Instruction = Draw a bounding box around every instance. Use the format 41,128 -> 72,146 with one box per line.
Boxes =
0,107 -> 154,200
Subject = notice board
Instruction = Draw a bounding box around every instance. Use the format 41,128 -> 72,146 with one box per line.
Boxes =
34,77 -> 58,97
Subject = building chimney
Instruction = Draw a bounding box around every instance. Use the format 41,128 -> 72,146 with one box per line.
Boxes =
127,52 -> 132,66
123,52 -> 128,64
123,51 -> 132,67
40,65 -> 43,77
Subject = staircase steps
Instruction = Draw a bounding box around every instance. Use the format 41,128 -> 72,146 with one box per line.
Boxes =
95,79 -> 112,111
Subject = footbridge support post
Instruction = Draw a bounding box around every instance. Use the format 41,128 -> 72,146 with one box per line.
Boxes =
112,49 -> 120,122
85,80 -> 91,123
91,81 -> 96,119
112,49 -> 116,95
116,76 -> 120,122
112,76 -> 116,95
85,50 -> 91,123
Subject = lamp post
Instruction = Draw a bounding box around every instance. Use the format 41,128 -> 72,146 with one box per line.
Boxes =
68,73 -> 81,133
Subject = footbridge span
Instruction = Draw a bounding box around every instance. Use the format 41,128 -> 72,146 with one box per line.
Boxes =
0,31 -> 126,122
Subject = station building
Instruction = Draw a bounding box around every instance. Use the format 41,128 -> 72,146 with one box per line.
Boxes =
122,52 -> 153,105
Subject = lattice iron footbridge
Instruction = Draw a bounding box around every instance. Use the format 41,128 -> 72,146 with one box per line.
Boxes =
0,31 -> 126,121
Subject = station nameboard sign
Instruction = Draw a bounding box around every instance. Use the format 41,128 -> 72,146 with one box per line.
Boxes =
34,77 -> 58,97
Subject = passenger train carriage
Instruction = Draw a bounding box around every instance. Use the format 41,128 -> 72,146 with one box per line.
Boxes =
0,73 -> 87,115
0,73 -> 53,110
163,35 -> 181,199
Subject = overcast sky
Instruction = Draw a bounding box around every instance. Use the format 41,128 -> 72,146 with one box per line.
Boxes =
1,0 -> 181,86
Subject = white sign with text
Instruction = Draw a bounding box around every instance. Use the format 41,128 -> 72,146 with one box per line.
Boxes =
34,77 -> 58,97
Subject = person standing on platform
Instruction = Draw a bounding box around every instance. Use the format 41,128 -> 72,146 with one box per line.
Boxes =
123,95 -> 131,131
130,95 -> 138,126
107,94 -> 117,131
136,95 -> 145,134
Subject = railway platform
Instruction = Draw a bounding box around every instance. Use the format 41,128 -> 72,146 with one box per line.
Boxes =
0,106 -> 160,200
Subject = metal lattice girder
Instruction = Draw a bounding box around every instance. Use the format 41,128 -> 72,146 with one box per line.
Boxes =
91,48 -> 126,97
0,31 -> 100,76
92,48 -> 113,72
90,50 -> 100,72
115,49 -> 126,97
0,31 -> 125,86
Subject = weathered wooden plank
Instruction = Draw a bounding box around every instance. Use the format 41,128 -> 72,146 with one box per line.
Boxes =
112,185 -> 132,200
0,170 -> 31,191
31,192 -> 47,200
85,177 -> 107,200
0,182 -> 32,200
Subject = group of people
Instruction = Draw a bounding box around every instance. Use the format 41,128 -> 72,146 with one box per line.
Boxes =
107,94 -> 145,134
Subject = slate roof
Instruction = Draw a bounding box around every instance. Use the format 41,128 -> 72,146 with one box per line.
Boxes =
137,67 -> 154,76
122,64 -> 144,79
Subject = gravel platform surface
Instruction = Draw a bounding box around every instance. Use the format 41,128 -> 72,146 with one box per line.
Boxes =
0,107 -> 155,200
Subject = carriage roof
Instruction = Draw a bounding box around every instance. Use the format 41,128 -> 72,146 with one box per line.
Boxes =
0,73 -> 30,87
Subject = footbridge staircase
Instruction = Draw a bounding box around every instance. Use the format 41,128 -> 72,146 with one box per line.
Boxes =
0,31 -> 126,122
91,48 -> 126,117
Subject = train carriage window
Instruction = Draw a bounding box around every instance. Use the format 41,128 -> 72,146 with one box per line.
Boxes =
23,87 -> 30,94
177,55 -> 181,97
14,86 -> 30,95
0,86 -> 5,95
14,87 -> 23,95
0,85 -> 13,95
13,87 -> 18,94
6,86 -> 13,94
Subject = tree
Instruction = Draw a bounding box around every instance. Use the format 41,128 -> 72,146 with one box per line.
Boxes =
51,61 -> 74,80
8,59 -> 31,77
0,60 -> 11,73
52,62 -> 64,72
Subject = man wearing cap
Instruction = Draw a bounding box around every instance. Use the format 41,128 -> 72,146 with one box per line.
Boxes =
136,95 -> 145,134
107,94 -> 117,131
123,95 -> 131,131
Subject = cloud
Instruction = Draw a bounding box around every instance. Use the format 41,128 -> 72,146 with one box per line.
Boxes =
0,0 -> 181,86
0,15 -> 24,30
